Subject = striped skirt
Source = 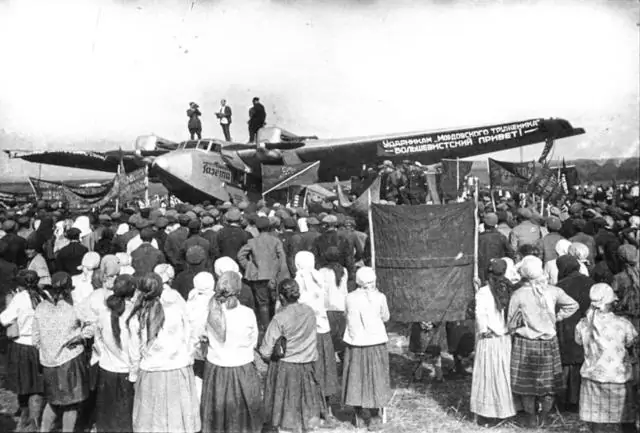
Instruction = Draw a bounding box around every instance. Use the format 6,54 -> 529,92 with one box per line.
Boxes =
42,353 -> 90,406
342,344 -> 391,409
7,342 -> 43,396
95,368 -> 134,433
470,335 -> 516,419
315,332 -> 339,398
200,361 -> 263,433
579,379 -> 637,424
263,360 -> 325,432
511,335 -> 564,396
133,366 -> 201,433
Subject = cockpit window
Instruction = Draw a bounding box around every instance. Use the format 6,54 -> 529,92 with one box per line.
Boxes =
209,142 -> 222,153
183,141 -> 198,149
197,141 -> 210,151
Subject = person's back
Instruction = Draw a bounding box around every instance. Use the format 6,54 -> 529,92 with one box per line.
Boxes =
131,243 -> 165,275
261,302 -> 317,363
216,225 -> 252,259
510,219 -> 542,251
163,226 -> 189,269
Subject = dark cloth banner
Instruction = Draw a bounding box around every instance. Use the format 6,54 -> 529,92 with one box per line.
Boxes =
488,158 -> 536,190
371,202 -> 475,322
262,161 -> 320,195
336,177 -> 381,216
29,178 -> 114,203
440,159 -> 473,199
527,163 -> 565,203
118,168 -> 147,201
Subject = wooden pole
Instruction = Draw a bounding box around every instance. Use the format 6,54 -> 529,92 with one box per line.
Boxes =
368,188 -> 375,271
115,164 -> 121,213
144,165 -> 149,207
473,177 -> 479,287
540,196 -> 545,216
456,158 -> 460,199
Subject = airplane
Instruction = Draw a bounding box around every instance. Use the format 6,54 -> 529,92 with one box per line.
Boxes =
4,117 -> 585,204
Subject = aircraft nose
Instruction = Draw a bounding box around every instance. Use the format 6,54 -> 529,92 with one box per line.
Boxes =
152,152 -> 193,179
154,154 -> 169,171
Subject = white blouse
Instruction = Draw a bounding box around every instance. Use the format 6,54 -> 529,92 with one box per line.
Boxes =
205,304 -> 258,367
343,289 -> 390,346
475,285 -> 508,337
0,291 -> 36,345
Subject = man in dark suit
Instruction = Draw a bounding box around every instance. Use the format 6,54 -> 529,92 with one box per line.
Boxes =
1,220 -> 27,268
312,215 -> 356,286
131,228 -> 166,275
55,228 -> 88,276
248,97 -> 266,143
214,208 -> 252,260
163,214 -> 191,272
187,101 -> 202,140
216,99 -> 232,141
478,213 -> 514,284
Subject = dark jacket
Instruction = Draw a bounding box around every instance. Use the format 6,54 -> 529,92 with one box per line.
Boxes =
182,234 -> 212,268
2,233 -> 27,268
187,107 -> 202,130
55,242 -> 89,276
237,233 -> 289,282
478,228 -> 514,283
215,225 -> 252,260
594,228 -> 622,274
174,263 -> 208,300
248,103 -> 266,131
153,230 -> 168,254
113,229 -> 138,253
279,230 -> 298,277
0,258 -> 18,303
556,272 -> 594,365
131,243 -> 166,275
164,227 -> 190,270
536,232 -> 565,263
311,230 -> 355,282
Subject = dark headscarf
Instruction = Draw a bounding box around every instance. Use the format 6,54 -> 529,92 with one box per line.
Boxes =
34,216 -> 55,249
557,255 -> 581,281
323,246 -> 345,287
487,258 -> 514,315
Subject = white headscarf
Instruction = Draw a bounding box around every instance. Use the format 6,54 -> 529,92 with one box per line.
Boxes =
192,271 -> 215,296
555,239 -> 572,257
73,215 -> 92,238
519,255 -> 554,317
214,256 -> 241,278
295,251 -> 324,301
502,257 -> 521,284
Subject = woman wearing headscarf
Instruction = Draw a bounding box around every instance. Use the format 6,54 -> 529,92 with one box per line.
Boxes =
52,219 -> 72,254
72,252 -> 100,305
154,263 -> 184,303
214,256 -> 255,310
94,274 -> 136,432
611,244 -> 640,384
127,272 -> 200,433
115,252 -> 135,275
502,257 -> 521,285
201,271 -> 263,433
342,267 -> 391,431
295,251 -> 339,423
186,271 -> 215,402
318,246 -> 349,360
568,242 -> 591,277
508,256 -> 579,428
543,239 -> 573,285
470,259 -> 516,424
25,233 -> 52,287
259,278 -> 326,433
33,272 -> 91,433
555,255 -> 595,411
35,216 -> 56,270
0,270 -> 46,431
575,283 -> 638,433
73,215 -> 96,252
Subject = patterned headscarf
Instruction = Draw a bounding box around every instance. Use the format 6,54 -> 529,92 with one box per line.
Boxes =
207,271 -> 242,343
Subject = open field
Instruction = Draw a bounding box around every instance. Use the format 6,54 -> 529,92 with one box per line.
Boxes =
0,329 -> 592,433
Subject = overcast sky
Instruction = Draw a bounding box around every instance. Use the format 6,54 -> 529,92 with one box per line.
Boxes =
0,0 -> 638,181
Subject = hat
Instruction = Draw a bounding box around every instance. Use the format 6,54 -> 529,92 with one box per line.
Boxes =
115,252 -> 131,267
255,217 -> 270,230
297,208 -> 309,218
546,216 -> 562,232
618,244 -> 638,265
603,215 -> 615,229
149,209 -> 163,223
165,210 -> 178,223
220,201 -> 233,210
483,213 -> 498,227
322,214 -> 338,225
283,218 -> 297,229
155,217 -> 169,229
185,245 -> 207,265
208,208 -> 220,218
321,202 -> 333,211
269,216 -> 281,228
356,266 -> 376,288
78,252 -> 101,271
154,264 -> 175,283
98,214 -> 112,223
188,219 -> 201,231
192,206 -> 204,215
135,219 -> 150,230
226,208 -> 242,222
185,211 -> 198,221
178,214 -> 191,225
488,258 -> 507,276
549,206 -> 561,217
517,208 -> 533,220
66,227 -> 81,240
26,233 -> 40,250
202,216 -> 214,227
100,255 -> 121,277
1,220 -> 16,232
237,201 -> 249,211
17,215 -> 29,225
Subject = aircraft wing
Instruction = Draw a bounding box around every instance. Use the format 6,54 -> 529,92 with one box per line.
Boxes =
3,149 -> 152,173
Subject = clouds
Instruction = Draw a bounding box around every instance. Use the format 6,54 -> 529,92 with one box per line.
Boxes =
0,0 -> 637,181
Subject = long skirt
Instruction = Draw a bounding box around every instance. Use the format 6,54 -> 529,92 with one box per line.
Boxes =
200,361 -> 263,433
511,335 -> 563,396
342,344 -> 391,409
327,311 -> 346,355
133,366 -> 201,433
95,367 -> 134,433
470,335 -> 516,419
315,332 -> 339,398
561,364 -> 582,406
42,353 -> 89,406
579,379 -> 637,424
7,342 -> 43,396
263,360 -> 325,432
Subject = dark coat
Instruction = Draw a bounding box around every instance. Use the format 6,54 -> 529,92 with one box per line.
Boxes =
154,230 -> 168,254
174,263 -> 208,300
478,228 -> 514,283
55,242 -> 89,276
0,258 -> 18,304
131,243 -> 166,275
556,271 -> 594,365
2,233 -> 27,268
215,225 -> 252,261
237,233 -> 289,282
537,232 -> 565,264
248,103 -> 266,131
311,230 -> 355,282
164,227 -> 190,270
279,230 -> 298,277
595,229 -> 623,274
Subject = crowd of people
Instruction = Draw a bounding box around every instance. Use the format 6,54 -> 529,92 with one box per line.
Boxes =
0,170 -> 638,433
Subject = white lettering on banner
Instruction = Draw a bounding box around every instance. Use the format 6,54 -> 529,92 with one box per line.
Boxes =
202,161 -> 232,182
380,119 -> 542,154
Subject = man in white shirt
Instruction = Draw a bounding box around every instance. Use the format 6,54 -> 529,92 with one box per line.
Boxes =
216,99 -> 232,141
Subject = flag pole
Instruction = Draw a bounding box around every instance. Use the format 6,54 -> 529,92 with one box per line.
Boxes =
456,158 -> 460,199
487,159 -> 496,212
115,164 -> 121,213
368,188 -> 375,272
473,177 -> 479,288
144,165 -> 149,207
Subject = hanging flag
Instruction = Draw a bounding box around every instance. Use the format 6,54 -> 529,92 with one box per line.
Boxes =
335,177 -> 353,207
538,138 -> 555,163
488,158 -> 536,190
304,183 -> 336,204
118,168 -> 147,201
527,163 -> 565,203
262,161 -> 320,195
440,159 -> 473,199
348,176 -> 382,215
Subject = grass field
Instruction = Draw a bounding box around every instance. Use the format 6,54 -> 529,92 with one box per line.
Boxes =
0,329 -> 594,433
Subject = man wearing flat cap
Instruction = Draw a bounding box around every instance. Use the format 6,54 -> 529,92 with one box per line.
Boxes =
237,216 -> 289,333
131,228 -> 166,275
509,208 -> 543,252
1,219 -> 27,267
536,216 -> 566,263
214,208 -> 252,261
478,212 -> 515,284
153,217 -> 169,252
164,214 -> 191,272
55,228 -> 89,276
126,219 -> 159,255
181,219 -> 213,269
16,215 -> 33,240
312,214 -> 356,288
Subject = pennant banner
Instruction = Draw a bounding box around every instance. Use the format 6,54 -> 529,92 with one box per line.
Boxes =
336,176 -> 381,216
262,161 -> 320,195
118,168 -> 147,201
440,159 -> 473,199
488,158 -> 537,190
527,164 -> 565,203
